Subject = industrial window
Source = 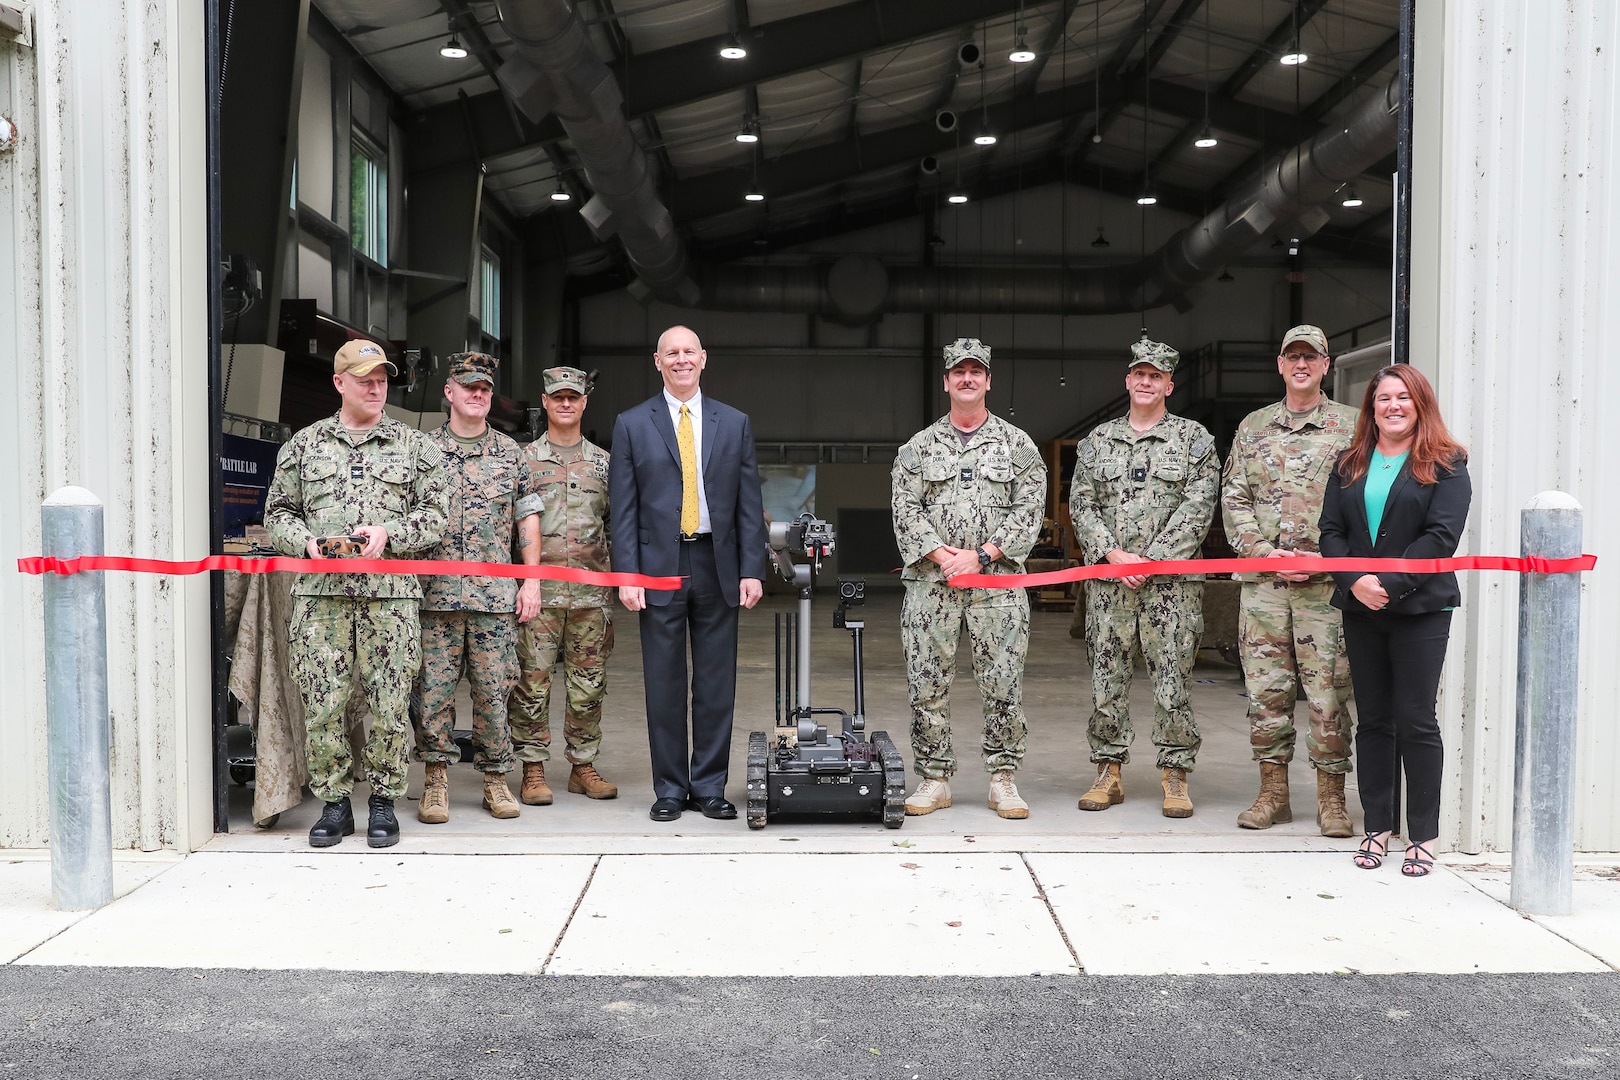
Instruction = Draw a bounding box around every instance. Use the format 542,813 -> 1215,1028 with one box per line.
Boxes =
350,139 -> 387,265
479,247 -> 501,341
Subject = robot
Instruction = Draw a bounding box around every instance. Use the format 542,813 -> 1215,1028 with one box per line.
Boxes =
746,513 -> 906,829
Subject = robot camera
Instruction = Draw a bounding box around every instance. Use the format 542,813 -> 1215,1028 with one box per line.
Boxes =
837,577 -> 865,606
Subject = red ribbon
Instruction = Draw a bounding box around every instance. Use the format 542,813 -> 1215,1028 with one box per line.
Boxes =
17,553 -> 1593,592
15,554 -> 683,590
949,553 -> 1598,589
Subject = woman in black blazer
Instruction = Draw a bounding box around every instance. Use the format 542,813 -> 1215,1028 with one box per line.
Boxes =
1318,365 -> 1471,878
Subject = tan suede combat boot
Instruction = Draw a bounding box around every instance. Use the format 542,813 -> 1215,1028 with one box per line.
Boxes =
1161,767 -> 1194,818
568,763 -> 619,800
1077,762 -> 1124,811
520,761 -> 553,805
987,771 -> 1029,819
417,761 -> 450,824
1236,761 -> 1292,829
904,777 -> 953,815
482,771 -> 521,819
1316,771 -> 1354,838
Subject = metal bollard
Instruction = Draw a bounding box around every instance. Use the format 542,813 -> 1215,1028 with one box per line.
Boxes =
42,486 -> 114,911
1510,491 -> 1583,915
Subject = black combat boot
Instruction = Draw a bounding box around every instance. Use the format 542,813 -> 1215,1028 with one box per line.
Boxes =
308,798 -> 354,848
367,793 -> 400,848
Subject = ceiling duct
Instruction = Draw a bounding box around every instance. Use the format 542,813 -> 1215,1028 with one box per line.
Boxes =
693,77 -> 1400,317
493,0 -> 698,306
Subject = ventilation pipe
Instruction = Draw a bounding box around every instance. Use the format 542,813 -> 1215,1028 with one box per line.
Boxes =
493,0 -> 698,306
694,77 -> 1400,317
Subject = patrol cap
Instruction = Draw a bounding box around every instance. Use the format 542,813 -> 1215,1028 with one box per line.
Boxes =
1128,335 -> 1179,374
1280,324 -> 1330,356
542,366 -> 592,396
334,338 -> 397,378
943,337 -> 991,370
447,352 -> 497,387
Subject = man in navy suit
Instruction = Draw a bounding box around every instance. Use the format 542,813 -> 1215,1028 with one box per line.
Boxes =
610,325 -> 768,822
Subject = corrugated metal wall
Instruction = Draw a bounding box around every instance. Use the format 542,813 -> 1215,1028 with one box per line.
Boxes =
1420,0 -> 1618,852
0,0 -> 213,851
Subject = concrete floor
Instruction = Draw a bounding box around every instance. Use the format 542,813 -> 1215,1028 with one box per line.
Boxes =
223,589 -> 1363,851
12,592 -> 1616,978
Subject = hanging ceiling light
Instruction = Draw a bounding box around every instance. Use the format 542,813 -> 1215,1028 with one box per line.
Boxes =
1341,187 -> 1365,208
744,186 -> 765,203
947,191 -> 969,205
1217,267 -> 1235,282
719,35 -> 747,60
735,124 -> 759,144
973,126 -> 998,147
1009,26 -> 1035,64
1195,124 -> 1218,149
1136,189 -> 1157,206
1280,49 -> 1308,65
549,183 -> 571,203
440,31 -> 468,59
1091,227 -> 1110,248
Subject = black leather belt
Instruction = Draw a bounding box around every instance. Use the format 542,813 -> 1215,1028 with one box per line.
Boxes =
679,532 -> 711,542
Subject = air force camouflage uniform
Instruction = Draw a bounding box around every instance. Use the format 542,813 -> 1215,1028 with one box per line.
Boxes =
1069,341 -> 1218,771
412,356 -> 542,775
892,347 -> 1045,780
265,413 -> 448,803
1222,385 -> 1358,773
508,386 -> 615,767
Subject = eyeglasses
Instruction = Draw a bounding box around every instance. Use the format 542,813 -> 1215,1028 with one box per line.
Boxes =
1281,352 -> 1325,365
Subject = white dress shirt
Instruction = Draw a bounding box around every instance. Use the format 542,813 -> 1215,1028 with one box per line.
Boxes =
663,387 -> 712,534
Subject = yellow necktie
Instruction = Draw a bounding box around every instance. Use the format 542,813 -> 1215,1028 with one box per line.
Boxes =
678,403 -> 699,535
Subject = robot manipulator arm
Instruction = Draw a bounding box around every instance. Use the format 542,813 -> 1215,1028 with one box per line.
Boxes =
768,512 -> 836,586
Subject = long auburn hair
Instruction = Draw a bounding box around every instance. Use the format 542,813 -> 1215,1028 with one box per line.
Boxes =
1337,365 -> 1467,486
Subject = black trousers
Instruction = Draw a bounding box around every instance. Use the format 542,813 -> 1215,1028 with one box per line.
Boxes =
1342,608 -> 1454,843
638,537 -> 739,801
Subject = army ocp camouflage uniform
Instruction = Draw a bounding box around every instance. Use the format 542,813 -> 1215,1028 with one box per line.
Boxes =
411,424 -> 542,773
892,413 -> 1045,779
508,435 -> 615,765
1070,414 -> 1218,770
1222,394 -> 1358,772
264,414 -> 448,801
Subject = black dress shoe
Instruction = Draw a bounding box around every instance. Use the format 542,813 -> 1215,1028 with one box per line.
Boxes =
649,797 -> 684,822
309,798 -> 354,848
367,793 -> 400,848
686,795 -> 738,820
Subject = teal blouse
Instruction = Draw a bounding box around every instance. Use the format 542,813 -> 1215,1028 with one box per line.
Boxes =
1364,450 -> 1409,542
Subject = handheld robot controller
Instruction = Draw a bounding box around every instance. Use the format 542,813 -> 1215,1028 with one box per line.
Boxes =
746,514 -> 907,829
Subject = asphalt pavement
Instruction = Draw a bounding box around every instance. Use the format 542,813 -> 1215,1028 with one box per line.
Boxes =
2,968 -> 1616,1079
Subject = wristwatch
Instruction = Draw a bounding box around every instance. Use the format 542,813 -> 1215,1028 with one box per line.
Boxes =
977,547 -> 993,567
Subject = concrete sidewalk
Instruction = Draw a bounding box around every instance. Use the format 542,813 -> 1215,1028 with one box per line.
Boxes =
4,841 -> 1617,976
7,593 -> 1615,979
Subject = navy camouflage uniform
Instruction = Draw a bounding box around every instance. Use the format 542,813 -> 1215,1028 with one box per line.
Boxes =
892,412 -> 1046,779
1070,402 -> 1219,771
264,414 -> 448,802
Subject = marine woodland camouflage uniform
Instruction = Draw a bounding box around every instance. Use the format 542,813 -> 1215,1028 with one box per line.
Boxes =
412,421 -> 541,773
1221,393 -> 1358,772
265,414 -> 448,802
1070,409 -> 1218,770
507,433 -> 615,766
892,412 -> 1045,780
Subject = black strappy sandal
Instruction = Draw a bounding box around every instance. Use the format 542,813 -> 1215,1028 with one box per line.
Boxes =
1401,840 -> 1436,878
1353,831 -> 1388,870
